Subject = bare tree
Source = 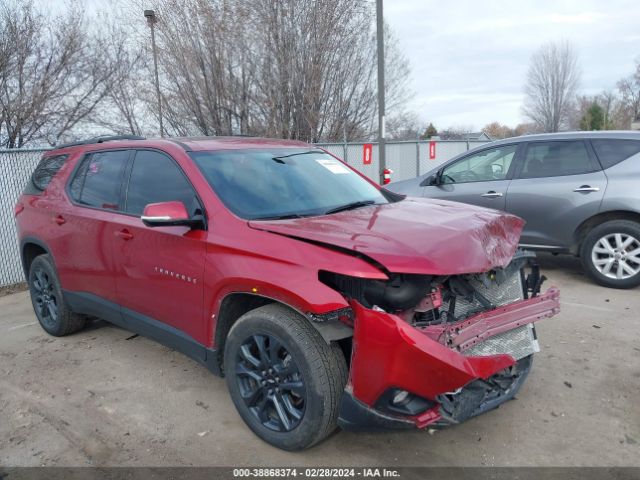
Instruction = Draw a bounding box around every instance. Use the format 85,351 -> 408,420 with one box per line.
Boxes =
80,14 -> 143,136
0,0 -> 414,145
0,1 -> 126,147
571,91 -> 629,131
523,40 -> 581,132
617,58 -> 640,126
482,122 -> 515,140
133,0 -> 411,142
438,125 -> 474,140
598,90 -> 618,129
386,111 -> 423,140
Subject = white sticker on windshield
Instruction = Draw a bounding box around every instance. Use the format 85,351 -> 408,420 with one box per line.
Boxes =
316,159 -> 351,174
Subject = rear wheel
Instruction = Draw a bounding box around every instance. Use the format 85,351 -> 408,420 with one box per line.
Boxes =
224,304 -> 348,450
580,220 -> 640,289
28,254 -> 86,336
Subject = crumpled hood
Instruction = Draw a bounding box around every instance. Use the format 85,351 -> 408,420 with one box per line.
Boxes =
248,197 -> 525,275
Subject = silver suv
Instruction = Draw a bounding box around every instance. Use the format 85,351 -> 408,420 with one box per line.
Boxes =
388,132 -> 640,289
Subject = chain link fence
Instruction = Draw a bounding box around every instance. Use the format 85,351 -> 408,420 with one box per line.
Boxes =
0,140 -> 489,287
0,148 -> 49,287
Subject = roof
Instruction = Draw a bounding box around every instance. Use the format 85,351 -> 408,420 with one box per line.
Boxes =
492,130 -> 640,146
50,135 -> 313,154
170,136 -> 310,151
454,130 -> 640,159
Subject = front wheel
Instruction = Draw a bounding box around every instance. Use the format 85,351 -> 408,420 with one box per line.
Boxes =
224,304 -> 348,450
580,220 -> 640,289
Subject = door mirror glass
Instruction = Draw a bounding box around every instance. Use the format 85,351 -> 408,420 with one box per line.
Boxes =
141,201 -> 199,228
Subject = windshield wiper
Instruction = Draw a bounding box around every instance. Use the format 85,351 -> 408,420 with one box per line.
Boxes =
253,213 -> 315,221
324,200 -> 376,215
272,150 -> 321,163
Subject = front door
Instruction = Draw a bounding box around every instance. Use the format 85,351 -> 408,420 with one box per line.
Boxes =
112,149 -> 207,343
505,139 -> 607,248
422,143 -> 519,211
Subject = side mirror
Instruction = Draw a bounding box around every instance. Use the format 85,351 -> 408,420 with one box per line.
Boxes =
141,201 -> 201,228
420,172 -> 440,187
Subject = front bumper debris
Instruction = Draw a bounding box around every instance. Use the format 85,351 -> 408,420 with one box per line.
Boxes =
435,355 -> 533,426
421,287 -> 560,352
339,287 -> 560,431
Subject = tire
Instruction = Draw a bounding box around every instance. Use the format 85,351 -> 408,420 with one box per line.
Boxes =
224,304 -> 348,450
580,220 -> 640,289
27,254 -> 86,336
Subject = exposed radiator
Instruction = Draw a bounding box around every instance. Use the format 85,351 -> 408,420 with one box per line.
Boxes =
464,323 -> 539,361
444,268 -> 524,320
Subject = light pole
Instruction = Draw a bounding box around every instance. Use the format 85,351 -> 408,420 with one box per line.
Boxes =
145,10 -> 164,138
376,0 -> 386,184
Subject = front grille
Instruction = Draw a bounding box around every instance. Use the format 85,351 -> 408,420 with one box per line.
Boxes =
464,324 -> 538,361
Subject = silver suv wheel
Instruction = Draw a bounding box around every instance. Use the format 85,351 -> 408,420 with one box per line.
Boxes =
581,220 -> 640,288
591,233 -> 640,280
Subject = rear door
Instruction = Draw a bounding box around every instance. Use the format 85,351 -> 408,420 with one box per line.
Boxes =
112,149 -> 207,342
505,140 -> 607,248
422,144 -> 519,211
60,149 -> 131,303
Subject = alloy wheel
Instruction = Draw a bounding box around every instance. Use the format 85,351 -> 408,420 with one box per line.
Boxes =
234,333 -> 306,432
591,233 -> 640,280
31,267 -> 59,329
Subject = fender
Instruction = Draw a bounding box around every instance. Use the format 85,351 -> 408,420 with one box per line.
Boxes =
207,276 -> 354,349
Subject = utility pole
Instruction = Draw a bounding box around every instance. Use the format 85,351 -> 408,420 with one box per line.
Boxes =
376,0 -> 386,184
145,10 -> 164,138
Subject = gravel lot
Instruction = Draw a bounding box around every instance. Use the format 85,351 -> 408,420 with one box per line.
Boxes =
0,253 -> 638,467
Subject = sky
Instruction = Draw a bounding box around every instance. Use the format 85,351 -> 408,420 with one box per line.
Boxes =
47,0 -> 640,132
386,0 -> 640,130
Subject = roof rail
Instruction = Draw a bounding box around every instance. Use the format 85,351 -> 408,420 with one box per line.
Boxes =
54,135 -> 146,149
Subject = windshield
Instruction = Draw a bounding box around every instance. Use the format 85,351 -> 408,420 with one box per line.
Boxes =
190,148 -> 390,220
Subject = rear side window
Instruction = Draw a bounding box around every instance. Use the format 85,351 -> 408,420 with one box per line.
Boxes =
591,139 -> 640,169
124,150 -> 200,216
24,154 -> 69,194
69,150 -> 130,211
519,141 -> 596,179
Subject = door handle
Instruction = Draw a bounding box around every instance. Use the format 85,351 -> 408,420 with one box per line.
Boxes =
481,191 -> 503,198
573,185 -> 600,193
53,215 -> 66,225
115,229 -> 134,241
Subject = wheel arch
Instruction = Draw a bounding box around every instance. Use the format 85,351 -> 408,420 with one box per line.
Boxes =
572,210 -> 640,255
20,237 -> 54,279
213,292 -> 352,375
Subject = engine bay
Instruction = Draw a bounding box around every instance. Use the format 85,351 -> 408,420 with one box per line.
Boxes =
320,250 -> 546,328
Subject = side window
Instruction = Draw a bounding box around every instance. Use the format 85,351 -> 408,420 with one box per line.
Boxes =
519,141 -> 595,179
25,154 -> 69,194
592,139 -> 640,169
125,150 -> 199,216
442,145 -> 517,184
69,150 -> 130,210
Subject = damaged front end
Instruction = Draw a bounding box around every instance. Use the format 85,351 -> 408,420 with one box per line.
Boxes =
318,251 -> 560,432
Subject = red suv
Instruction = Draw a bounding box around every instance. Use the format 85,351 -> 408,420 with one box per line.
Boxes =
15,136 -> 560,450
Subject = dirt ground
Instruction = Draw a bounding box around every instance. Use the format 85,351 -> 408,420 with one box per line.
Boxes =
0,253 -> 638,467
